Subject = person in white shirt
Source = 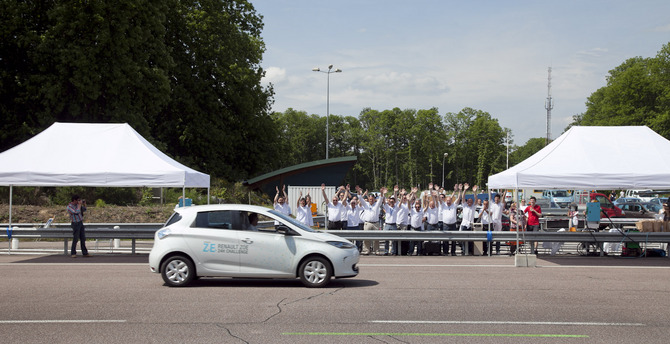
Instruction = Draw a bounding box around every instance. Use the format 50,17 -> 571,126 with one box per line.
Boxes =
459,183 -> 478,255
295,191 -> 312,227
322,184 -> 346,230
395,189 -> 411,255
488,191 -> 507,255
479,199 -> 494,255
407,189 -> 426,256
439,184 -> 460,256
359,186 -> 387,255
344,194 -> 363,251
382,186 -> 400,255
273,185 -> 291,228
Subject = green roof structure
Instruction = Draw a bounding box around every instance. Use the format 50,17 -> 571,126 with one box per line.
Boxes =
244,156 -> 357,196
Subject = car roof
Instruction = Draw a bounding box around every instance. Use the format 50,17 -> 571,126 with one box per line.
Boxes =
174,204 -> 272,215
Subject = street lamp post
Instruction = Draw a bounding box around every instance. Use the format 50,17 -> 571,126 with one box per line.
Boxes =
312,65 -> 342,160
442,153 -> 449,188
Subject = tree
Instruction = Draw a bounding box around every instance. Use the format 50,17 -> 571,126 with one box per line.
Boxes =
569,42 -> 670,139
510,137 -> 545,167
1,0 -> 275,181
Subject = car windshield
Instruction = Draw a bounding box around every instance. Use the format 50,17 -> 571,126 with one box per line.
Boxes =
553,191 -> 569,197
269,209 -> 317,233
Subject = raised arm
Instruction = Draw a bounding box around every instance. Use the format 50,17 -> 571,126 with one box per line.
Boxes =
321,183 -> 330,206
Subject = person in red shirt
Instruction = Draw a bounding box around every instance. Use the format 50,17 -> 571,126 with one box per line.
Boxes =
524,196 -> 542,254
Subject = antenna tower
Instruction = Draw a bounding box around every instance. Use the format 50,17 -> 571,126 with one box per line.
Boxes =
545,67 -> 553,145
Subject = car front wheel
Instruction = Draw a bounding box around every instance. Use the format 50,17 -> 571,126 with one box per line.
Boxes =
299,257 -> 332,288
161,255 -> 195,287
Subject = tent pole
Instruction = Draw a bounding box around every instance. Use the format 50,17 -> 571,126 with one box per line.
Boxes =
182,187 -> 186,206
207,188 -> 210,205
8,185 -> 12,254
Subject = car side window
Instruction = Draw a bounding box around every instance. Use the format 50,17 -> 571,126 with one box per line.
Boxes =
193,211 -> 244,230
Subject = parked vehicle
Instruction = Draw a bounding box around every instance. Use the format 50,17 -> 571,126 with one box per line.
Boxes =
614,197 -> 642,206
590,193 -> 624,218
617,202 -> 658,218
149,204 -> 360,288
542,190 -> 573,208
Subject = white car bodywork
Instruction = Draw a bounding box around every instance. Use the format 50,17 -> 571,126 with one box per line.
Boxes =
149,204 -> 359,287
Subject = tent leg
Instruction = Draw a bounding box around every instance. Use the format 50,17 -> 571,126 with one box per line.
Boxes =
8,186 -> 12,255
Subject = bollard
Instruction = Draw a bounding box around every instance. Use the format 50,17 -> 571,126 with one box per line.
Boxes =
11,237 -> 19,249
113,226 -> 121,248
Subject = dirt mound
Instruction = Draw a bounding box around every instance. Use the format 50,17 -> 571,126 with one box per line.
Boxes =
0,204 -> 174,224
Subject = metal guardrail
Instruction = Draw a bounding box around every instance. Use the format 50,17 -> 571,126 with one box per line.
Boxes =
1,223 -> 163,254
3,222 -> 669,255
323,229 -> 670,243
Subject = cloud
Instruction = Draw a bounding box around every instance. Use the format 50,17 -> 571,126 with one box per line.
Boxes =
651,23 -> 670,32
261,66 -> 287,85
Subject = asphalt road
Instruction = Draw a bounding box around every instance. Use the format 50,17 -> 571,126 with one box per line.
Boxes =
2,254 -> 670,344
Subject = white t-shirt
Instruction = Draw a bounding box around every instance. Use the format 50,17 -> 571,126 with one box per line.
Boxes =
296,205 -> 311,226
345,205 -> 362,227
424,206 -> 439,225
461,203 -> 477,228
326,202 -> 345,222
440,202 -> 458,225
396,203 -> 410,225
274,202 -> 291,225
383,203 -> 399,224
409,207 -> 424,228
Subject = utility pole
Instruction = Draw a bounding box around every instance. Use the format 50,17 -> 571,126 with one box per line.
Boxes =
545,67 -> 554,146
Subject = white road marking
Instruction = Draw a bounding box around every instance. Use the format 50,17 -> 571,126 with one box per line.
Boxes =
0,320 -> 126,324
370,320 -> 645,326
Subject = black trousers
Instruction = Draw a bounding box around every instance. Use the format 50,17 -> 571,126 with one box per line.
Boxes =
71,221 -> 88,255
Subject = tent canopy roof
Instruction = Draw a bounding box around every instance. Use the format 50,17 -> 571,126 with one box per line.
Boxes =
0,122 -> 210,188
488,126 -> 670,190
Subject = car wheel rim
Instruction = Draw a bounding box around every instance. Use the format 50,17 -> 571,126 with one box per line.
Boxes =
166,260 -> 189,283
304,260 -> 327,284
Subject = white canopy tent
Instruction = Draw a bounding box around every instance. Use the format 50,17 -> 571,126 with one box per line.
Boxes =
0,122 -> 210,227
488,126 -> 670,190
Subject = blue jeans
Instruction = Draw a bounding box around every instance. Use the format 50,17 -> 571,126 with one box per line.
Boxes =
347,225 -> 363,251
408,226 -> 424,255
383,223 -> 398,254
71,221 -> 88,256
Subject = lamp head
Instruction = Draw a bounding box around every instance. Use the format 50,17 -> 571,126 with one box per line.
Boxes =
328,64 -> 333,70
312,67 -> 320,72
335,69 -> 342,72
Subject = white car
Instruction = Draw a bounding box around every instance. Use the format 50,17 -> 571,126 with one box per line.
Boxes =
149,204 -> 360,288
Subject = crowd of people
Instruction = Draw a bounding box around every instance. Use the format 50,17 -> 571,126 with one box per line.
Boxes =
273,183 -> 545,256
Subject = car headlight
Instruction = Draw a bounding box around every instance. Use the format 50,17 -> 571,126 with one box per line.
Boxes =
327,241 -> 356,249
156,228 -> 171,239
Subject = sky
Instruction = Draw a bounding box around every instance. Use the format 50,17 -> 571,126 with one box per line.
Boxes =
254,0 -> 670,145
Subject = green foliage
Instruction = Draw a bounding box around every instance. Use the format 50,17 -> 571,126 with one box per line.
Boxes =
509,138 -> 546,167
94,199 -> 107,208
569,42 -> 670,139
1,0 -> 275,181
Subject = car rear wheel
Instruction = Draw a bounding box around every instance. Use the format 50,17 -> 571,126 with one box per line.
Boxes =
299,257 -> 332,288
161,255 -> 195,287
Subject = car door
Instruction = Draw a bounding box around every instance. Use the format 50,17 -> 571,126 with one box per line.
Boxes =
238,217 -> 298,277
184,210 -> 241,274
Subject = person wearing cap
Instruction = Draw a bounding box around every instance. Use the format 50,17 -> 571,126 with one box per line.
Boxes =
661,203 -> 670,221
359,186 -> 387,255
382,185 -> 400,255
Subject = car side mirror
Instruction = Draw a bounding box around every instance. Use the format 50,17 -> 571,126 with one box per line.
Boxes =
276,225 -> 295,236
